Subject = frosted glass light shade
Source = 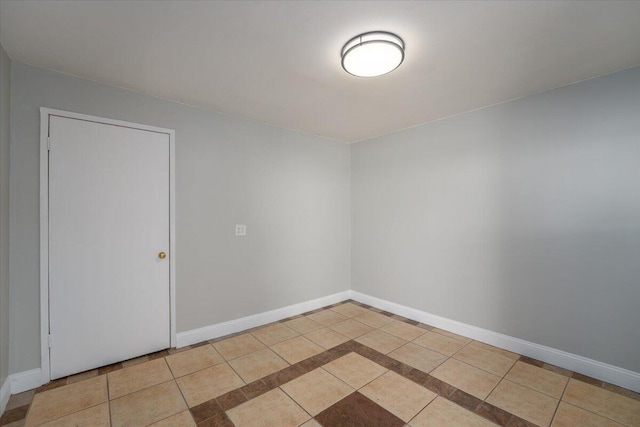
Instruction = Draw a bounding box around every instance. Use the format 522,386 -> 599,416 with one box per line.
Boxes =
341,31 -> 404,77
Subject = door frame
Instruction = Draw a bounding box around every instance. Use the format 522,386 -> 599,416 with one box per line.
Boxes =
39,107 -> 176,383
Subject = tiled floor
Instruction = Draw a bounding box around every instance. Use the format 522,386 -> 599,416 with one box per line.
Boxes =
1,301 -> 639,427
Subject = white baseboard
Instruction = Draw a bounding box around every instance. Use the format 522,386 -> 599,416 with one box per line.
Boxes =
0,376 -> 10,417
351,291 -> 640,393
0,368 -> 43,415
9,288 -> 637,403
10,368 -> 43,394
176,291 -> 352,348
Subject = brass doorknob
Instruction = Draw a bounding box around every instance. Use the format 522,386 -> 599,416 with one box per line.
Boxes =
158,252 -> 167,259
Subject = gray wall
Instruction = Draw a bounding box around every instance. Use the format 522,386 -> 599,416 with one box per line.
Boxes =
352,66 -> 640,372
0,44 -> 10,387
7,59 -> 640,376
9,63 -> 351,374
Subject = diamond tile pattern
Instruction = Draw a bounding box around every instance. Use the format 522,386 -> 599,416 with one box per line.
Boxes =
5,301 -> 638,427
316,392 -> 404,427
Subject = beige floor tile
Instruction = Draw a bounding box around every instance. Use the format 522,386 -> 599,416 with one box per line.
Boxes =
229,347 -> 289,383
329,319 -> 375,339
67,369 -> 99,385
563,379 -> 640,427
270,336 -> 324,364
552,402 -> 624,427
468,341 -> 520,360
108,358 -> 173,399
283,316 -> 324,334
410,396 -> 496,427
353,311 -> 394,328
431,328 -> 472,343
453,344 -> 517,377
300,419 -> 323,427
281,368 -> 353,416
149,410 -> 197,427
176,363 -> 245,407
360,371 -> 436,422
165,344 -> 225,377
251,323 -> 299,346
213,333 -> 266,360
39,403 -> 109,427
228,388 -> 310,427
356,330 -> 407,354
25,375 -> 107,426
110,380 -> 187,426
506,361 -> 569,399
487,380 -> 559,427
323,352 -> 388,389
380,320 -> 426,341
389,343 -> 448,373
307,310 -> 349,326
304,328 -> 350,349
330,302 -> 370,318
431,359 -> 500,400
413,331 -> 468,356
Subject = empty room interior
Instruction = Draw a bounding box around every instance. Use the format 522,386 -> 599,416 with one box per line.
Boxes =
0,1 -> 639,426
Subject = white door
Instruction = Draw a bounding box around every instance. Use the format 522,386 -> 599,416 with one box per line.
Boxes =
48,115 -> 170,379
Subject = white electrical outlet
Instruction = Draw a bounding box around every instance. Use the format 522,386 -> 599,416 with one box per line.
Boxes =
235,224 -> 247,236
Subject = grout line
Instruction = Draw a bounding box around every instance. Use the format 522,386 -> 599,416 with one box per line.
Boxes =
277,384 -> 315,422
11,303 -> 639,426
556,400 -> 628,426
549,376 -> 572,426
482,355 -> 521,400
105,373 -> 112,427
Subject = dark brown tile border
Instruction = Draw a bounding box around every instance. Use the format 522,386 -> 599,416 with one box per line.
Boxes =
315,391 -> 404,427
190,398 -> 224,424
572,372 -> 603,387
197,412 -> 235,427
517,355 -> 640,401
262,364 -> 308,389
216,389 -> 247,411
278,314 -> 303,323
303,307 -> 327,315
602,381 -> 640,401
423,375 -> 456,397
167,345 -> 193,354
8,299 -> 640,427
147,349 -> 169,360
190,341 -> 212,349
541,362 -> 572,377
519,355 -> 544,367
446,389 -> 482,412
0,405 -> 29,426
416,322 -> 433,330
239,379 -> 271,400
97,362 -> 123,375
475,401 -> 512,426
208,331 -> 244,344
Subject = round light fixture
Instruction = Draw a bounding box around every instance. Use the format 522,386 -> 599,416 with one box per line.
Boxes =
341,31 -> 405,77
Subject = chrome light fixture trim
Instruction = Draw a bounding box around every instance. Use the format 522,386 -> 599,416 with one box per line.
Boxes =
341,31 -> 405,77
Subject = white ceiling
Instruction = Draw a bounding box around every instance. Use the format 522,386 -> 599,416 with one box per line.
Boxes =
1,1 -> 639,142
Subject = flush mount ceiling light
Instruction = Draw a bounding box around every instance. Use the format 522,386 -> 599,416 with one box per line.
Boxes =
341,31 -> 405,77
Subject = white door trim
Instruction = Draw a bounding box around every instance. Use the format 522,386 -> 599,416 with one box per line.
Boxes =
39,107 -> 176,384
